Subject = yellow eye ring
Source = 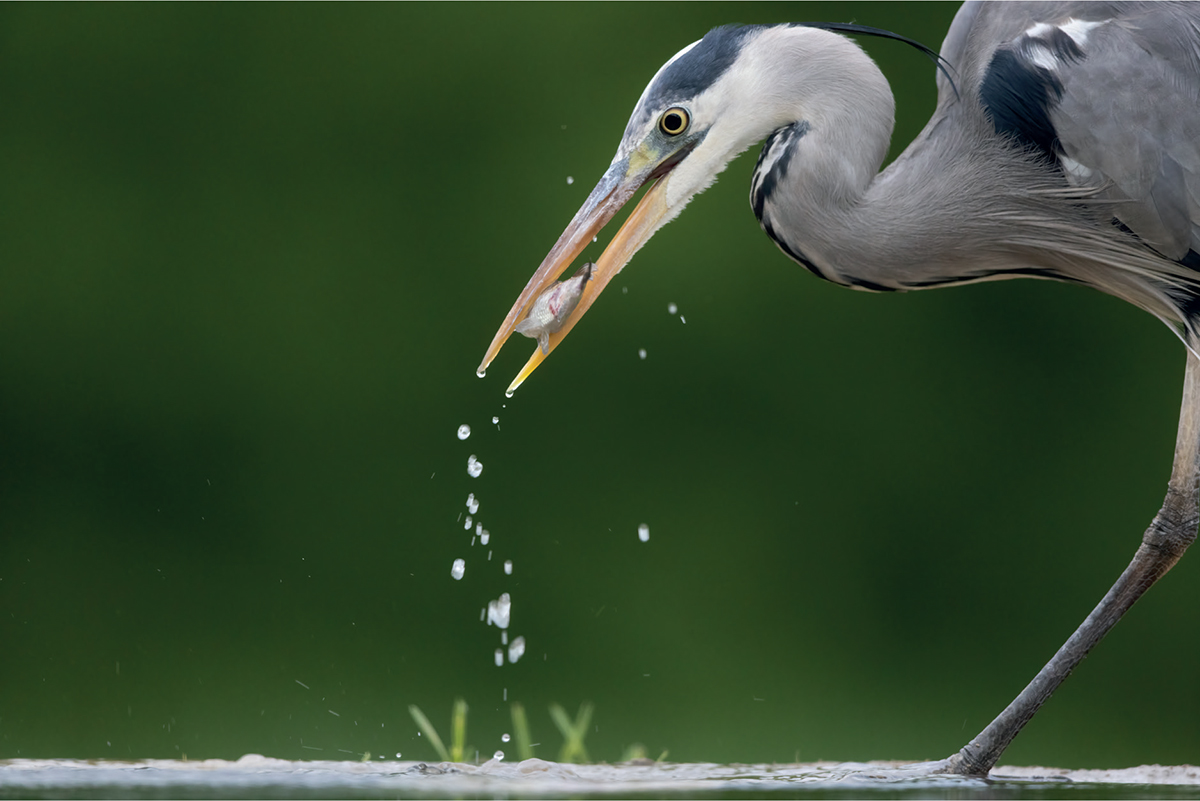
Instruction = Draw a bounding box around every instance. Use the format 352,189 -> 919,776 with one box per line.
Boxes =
658,107 -> 690,136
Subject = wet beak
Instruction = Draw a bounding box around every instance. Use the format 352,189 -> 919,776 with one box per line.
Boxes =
478,146 -> 686,394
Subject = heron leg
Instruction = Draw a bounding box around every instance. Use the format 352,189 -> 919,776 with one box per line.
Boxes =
941,343 -> 1200,777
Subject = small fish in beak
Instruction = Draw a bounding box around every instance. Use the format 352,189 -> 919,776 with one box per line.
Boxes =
513,263 -> 595,354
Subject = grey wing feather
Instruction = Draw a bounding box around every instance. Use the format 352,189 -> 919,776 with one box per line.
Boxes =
1050,4 -> 1200,260
940,2 -> 1200,261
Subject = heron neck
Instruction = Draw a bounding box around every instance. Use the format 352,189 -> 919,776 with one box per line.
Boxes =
764,101 -> 1054,291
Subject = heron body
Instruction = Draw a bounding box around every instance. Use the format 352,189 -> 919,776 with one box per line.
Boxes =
479,1 -> 1200,775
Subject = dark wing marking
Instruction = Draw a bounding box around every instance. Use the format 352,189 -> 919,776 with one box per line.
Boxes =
979,27 -> 1084,161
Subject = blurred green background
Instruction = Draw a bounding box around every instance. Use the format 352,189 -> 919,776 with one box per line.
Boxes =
2,2 -> 1197,770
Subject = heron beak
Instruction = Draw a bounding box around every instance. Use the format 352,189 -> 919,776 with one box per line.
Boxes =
477,144 -> 687,394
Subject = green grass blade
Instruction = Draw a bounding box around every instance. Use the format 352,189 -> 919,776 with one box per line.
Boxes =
450,698 -> 468,763
548,703 -> 572,762
619,743 -> 647,762
549,701 -> 592,763
510,702 -> 533,760
407,704 -> 450,762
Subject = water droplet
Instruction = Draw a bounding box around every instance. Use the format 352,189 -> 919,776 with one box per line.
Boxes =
508,635 -> 526,663
396,752 -> 402,759
504,560 -> 513,575
476,369 -> 486,379
480,529 -> 490,545
451,558 -> 466,580
457,424 -> 471,440
501,631 -> 508,645
637,523 -> 650,542
566,176 -> 574,185
487,593 -> 512,628
622,286 -> 628,294
463,515 -> 473,530
467,455 -> 483,478
466,493 -> 479,514
680,315 -> 686,324
667,302 -> 678,315
493,750 -> 505,761
494,649 -> 504,667
638,348 -> 647,360
505,390 -> 514,399
501,733 -> 511,743
492,416 -> 499,425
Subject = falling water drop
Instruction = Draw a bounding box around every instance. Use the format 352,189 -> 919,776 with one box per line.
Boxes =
501,631 -> 508,646
480,530 -> 490,545
566,176 -> 574,185
504,560 -> 513,575
667,302 -> 678,315
466,493 -> 479,514
637,523 -> 650,542
508,636 -> 526,663
494,750 -> 505,761
494,649 -> 504,667
501,733 -> 511,743
467,455 -> 483,478
638,348 -> 647,360
456,424 -> 471,440
396,752 -> 402,759
463,515 -> 473,530
451,559 -> 466,580
487,593 -> 512,628
492,416 -> 499,425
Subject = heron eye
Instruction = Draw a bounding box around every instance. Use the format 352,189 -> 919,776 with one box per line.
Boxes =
659,107 -> 690,136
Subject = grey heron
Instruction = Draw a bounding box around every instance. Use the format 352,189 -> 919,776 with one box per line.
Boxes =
478,1 -> 1200,776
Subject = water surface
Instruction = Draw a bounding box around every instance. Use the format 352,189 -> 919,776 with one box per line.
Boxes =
3,756 -> 1199,800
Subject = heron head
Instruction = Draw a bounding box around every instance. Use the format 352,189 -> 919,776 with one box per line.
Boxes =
477,24 -> 891,392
